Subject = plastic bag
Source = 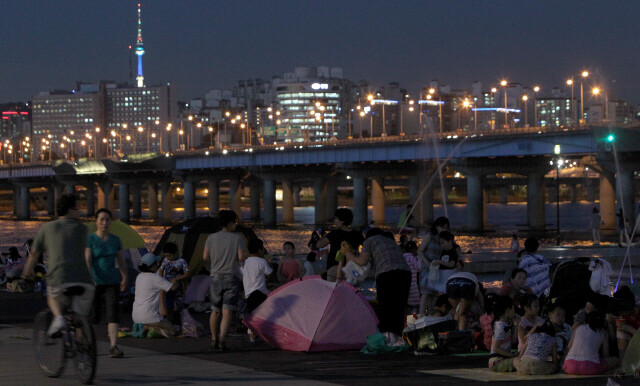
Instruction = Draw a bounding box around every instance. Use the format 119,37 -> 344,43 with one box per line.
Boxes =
342,260 -> 371,286
181,308 -> 206,338
428,262 -> 440,283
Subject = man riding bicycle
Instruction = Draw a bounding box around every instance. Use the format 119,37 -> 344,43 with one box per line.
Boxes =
22,194 -> 95,336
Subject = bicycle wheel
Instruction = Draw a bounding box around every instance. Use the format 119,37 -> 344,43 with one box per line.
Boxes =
72,313 -> 97,384
32,310 -> 65,378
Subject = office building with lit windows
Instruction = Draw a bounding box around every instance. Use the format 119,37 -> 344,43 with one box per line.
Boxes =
535,97 -> 573,127
273,67 -> 353,142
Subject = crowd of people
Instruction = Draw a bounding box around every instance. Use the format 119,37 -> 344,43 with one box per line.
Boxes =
14,195 -> 640,378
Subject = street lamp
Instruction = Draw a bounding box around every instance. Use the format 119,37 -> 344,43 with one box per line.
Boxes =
554,144 -> 561,246
500,80 -> 508,128
522,95 -> 529,127
566,79 -> 575,125
532,86 -> 540,127
490,87 -> 498,130
592,87 -> 607,123
580,71 -> 589,125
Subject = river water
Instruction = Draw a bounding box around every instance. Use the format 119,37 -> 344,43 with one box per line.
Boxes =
0,202 -> 603,256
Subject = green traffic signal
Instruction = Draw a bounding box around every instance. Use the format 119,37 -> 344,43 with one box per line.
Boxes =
607,134 -> 614,142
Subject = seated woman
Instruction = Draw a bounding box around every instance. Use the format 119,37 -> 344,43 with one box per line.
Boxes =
563,311 -> 619,375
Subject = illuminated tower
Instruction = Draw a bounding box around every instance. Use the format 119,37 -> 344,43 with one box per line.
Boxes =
135,3 -> 145,88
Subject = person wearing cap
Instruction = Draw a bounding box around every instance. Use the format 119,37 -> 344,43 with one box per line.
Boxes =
132,253 -> 179,337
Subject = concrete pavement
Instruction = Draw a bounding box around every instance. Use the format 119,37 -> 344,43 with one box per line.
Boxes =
0,324 -> 335,385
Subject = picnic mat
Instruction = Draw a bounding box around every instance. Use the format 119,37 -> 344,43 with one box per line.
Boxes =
419,368 -> 611,382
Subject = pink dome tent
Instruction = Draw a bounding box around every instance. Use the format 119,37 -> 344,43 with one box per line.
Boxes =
243,276 -> 378,352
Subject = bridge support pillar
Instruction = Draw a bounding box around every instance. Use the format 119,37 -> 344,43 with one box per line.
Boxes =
55,185 -> 65,216
208,180 -> 220,217
131,183 -> 142,219
263,178 -> 276,226
148,183 -> 158,220
372,176 -> 385,226
249,181 -> 261,220
98,181 -> 113,213
12,187 -> 19,216
229,178 -> 242,221
547,186 -> 557,204
353,176 -> 368,228
600,170 -> 616,233
65,182 -> 74,195
499,186 -> 509,204
86,183 -> 96,217
118,183 -> 130,223
586,180 -> 596,202
293,184 -> 301,207
46,185 -> 55,215
527,172 -> 546,230
18,185 -> 30,220
160,181 -> 173,225
183,180 -> 196,220
282,179 -> 294,224
569,184 -> 577,203
314,178 -> 327,225
326,179 -> 339,222
466,173 -> 486,231
618,166 -> 636,231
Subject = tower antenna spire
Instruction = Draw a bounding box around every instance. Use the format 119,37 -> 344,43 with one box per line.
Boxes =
135,3 -> 145,87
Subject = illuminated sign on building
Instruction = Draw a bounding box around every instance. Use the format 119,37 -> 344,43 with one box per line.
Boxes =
311,83 -> 329,90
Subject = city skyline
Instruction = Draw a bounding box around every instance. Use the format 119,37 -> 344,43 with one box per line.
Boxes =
1,1 -> 639,104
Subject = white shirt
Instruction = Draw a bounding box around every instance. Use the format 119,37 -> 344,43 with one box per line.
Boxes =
303,261 -> 315,277
132,272 -> 173,324
565,324 -> 604,364
240,256 -> 272,298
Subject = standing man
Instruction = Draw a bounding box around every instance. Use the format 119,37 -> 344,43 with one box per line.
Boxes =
21,194 -> 95,336
203,210 -> 247,351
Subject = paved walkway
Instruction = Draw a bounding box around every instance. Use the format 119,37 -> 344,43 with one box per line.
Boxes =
0,324 -> 334,385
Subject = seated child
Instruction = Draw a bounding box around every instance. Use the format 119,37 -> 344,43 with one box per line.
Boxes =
277,242 -> 304,283
547,300 -> 572,358
564,311 -> 619,375
132,253 -> 179,337
432,293 -> 453,318
612,286 -> 640,360
518,293 -> 545,352
489,296 -> 519,372
480,293 -> 499,351
515,321 -> 558,375
158,242 -> 189,323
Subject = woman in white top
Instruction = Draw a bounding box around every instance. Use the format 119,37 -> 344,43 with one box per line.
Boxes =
563,311 -> 619,375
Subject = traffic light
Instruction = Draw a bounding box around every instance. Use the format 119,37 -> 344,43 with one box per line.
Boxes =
607,134 -> 615,142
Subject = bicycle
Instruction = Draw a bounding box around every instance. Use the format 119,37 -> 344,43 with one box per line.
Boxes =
32,285 -> 97,384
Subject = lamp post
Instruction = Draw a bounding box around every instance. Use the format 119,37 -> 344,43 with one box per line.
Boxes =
490,87 -> 497,130
95,127 -> 101,158
554,144 -> 561,246
580,71 -> 589,125
566,79 -> 575,125
166,123 -> 172,152
522,95 -> 529,127
500,80 -> 508,128
532,86 -> 540,127
592,87 -> 607,124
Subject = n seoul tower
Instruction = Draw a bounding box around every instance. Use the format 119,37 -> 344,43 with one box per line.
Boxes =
135,3 -> 145,88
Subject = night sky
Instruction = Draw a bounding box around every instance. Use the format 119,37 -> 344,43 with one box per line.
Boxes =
1,1 -> 638,105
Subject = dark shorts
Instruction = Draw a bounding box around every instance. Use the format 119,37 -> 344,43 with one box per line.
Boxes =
93,284 -> 120,324
245,290 -> 267,313
210,274 -> 241,312
446,277 -> 476,301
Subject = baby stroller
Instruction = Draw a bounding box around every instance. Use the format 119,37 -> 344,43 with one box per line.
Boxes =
543,257 -> 601,325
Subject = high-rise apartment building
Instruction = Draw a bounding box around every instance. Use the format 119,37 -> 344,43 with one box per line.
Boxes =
31,81 -> 176,159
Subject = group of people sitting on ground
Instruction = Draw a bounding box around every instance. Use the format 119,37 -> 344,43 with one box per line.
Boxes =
14,196 -> 640,378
